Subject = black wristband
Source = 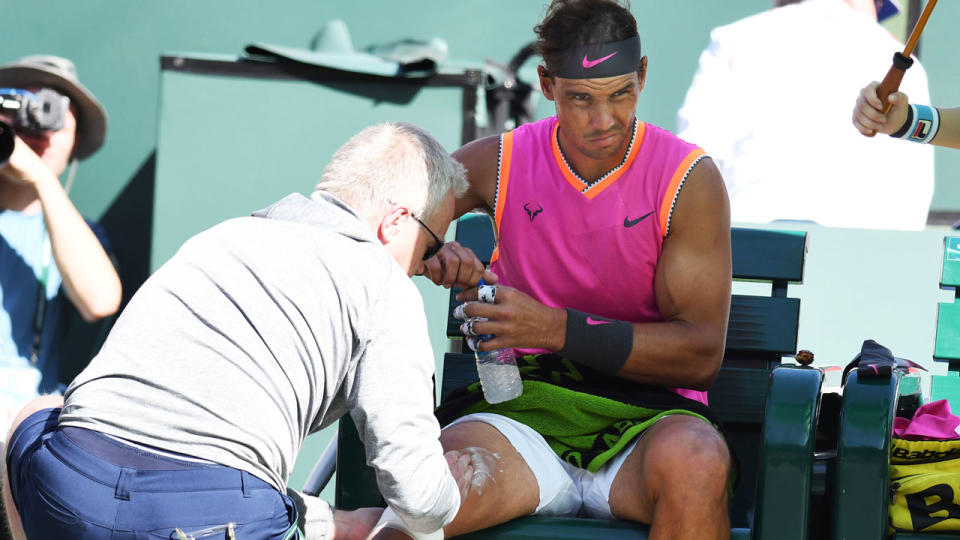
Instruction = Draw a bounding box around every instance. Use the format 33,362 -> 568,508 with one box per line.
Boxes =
558,308 -> 634,375
890,103 -> 914,138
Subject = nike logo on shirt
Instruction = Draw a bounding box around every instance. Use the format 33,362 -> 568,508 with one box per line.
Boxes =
582,52 -> 618,69
624,211 -> 654,228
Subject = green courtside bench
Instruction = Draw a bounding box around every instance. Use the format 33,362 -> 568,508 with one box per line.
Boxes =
931,236 -> 960,409
332,213 -> 823,539
834,236 -> 960,540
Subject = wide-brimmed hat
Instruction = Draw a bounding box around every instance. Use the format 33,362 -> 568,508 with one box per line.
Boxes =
0,55 -> 107,160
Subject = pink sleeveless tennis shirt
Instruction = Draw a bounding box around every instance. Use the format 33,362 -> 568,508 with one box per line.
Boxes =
489,116 -> 708,404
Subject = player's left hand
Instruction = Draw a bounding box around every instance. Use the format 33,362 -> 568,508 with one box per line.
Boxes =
454,284 -> 566,352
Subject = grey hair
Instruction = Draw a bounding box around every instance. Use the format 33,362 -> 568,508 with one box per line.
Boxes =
315,122 -> 468,221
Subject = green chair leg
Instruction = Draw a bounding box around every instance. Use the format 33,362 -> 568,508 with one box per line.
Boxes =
833,371 -> 900,540
755,366 -> 823,540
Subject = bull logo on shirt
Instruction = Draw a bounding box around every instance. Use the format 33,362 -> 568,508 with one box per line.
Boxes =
523,202 -> 543,222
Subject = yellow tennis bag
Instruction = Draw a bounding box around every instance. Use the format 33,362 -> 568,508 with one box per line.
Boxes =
890,436 -> 960,532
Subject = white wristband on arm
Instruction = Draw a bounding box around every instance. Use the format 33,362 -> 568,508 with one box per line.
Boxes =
891,104 -> 940,144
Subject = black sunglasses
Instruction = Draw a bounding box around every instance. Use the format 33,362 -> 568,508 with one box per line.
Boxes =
411,213 -> 444,261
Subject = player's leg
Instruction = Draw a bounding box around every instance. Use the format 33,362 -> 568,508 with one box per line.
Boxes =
607,414 -> 730,540
439,413 -> 581,537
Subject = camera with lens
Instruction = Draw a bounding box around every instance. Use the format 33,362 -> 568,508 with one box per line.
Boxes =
0,88 -> 70,167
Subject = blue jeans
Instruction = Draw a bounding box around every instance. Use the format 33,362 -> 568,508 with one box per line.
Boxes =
6,408 -> 300,539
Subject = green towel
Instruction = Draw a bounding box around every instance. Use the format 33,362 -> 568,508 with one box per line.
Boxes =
436,354 -> 722,472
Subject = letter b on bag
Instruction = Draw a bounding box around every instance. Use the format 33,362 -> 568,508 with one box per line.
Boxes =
906,484 -> 960,530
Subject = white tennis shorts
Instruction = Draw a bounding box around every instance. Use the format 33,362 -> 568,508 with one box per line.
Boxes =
448,412 -> 659,518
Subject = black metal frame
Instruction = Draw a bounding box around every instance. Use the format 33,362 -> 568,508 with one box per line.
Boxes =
160,54 -> 491,146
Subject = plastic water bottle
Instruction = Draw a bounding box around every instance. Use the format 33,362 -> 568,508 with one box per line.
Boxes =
475,339 -> 523,404
472,280 -> 523,404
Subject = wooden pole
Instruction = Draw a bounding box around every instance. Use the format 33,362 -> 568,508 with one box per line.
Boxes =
877,0 -> 938,113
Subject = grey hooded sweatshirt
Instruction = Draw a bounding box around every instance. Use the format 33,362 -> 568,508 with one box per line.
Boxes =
59,192 -> 460,537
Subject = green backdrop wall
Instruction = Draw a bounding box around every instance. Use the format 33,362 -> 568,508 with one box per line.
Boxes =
921,2 -> 960,211
10,0 -> 947,296
4,0 -> 785,236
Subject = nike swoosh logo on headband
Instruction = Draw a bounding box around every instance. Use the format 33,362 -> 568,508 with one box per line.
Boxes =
582,51 -> 618,69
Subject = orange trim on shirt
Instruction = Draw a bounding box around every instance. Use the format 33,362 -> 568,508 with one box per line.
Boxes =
658,148 -> 707,237
550,121 -> 647,200
491,131 -> 514,264
551,122 -> 588,193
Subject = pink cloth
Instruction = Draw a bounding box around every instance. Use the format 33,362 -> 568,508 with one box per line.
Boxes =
893,399 -> 960,440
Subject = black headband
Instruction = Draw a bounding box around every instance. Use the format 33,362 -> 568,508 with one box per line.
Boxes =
552,35 -> 642,79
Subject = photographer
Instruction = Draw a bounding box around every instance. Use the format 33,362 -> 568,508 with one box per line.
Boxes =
0,55 -> 120,436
